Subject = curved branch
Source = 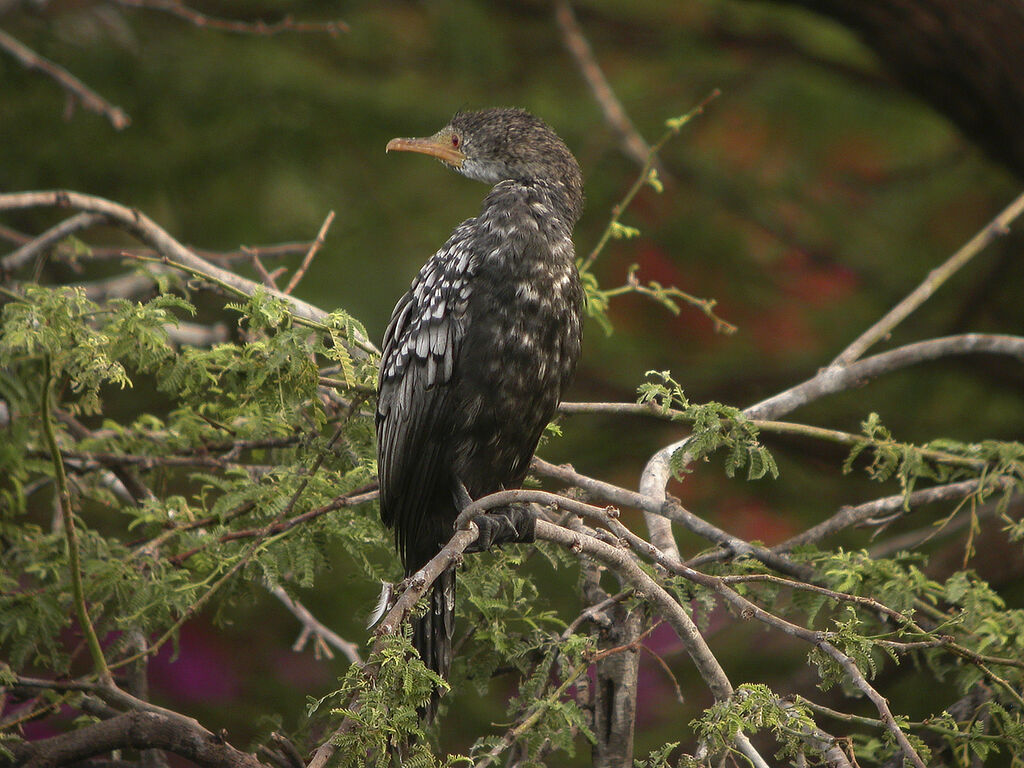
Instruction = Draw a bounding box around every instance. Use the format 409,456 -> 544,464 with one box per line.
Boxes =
638,334 -> 1024,506
0,30 -> 130,130
1,211 -> 109,271
775,476 -> 1016,551
747,333 -> 1024,420
533,457 -> 813,578
6,709 -> 267,768
831,192 -> 1024,366
0,191 -> 378,355
536,519 -> 860,768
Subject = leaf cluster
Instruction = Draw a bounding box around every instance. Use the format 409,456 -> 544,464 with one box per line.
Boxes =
637,370 -> 778,480
0,284 -> 383,679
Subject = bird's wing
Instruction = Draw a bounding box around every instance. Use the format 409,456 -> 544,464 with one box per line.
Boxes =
376,227 -> 476,570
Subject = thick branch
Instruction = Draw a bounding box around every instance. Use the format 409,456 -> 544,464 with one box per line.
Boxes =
6,709 -> 267,768
764,0 -> 1024,179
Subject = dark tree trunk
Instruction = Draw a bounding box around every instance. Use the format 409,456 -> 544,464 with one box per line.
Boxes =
592,604 -> 642,768
773,0 -> 1024,179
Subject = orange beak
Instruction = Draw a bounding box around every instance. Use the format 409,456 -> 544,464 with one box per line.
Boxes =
386,133 -> 466,168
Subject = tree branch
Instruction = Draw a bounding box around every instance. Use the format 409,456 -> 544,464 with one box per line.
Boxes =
5,709 -> 268,768
553,0 -> 654,170
0,29 -> 130,130
0,191 -> 378,355
268,583 -> 362,665
0,211 -> 109,272
41,355 -> 111,685
114,0 -> 349,36
533,457 -> 812,578
831,190 -> 1024,366
284,210 -> 335,295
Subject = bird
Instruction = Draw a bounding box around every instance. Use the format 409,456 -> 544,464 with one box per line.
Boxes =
376,108 -> 584,716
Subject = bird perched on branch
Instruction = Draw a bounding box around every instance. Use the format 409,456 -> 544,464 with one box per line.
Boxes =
376,108 -> 584,716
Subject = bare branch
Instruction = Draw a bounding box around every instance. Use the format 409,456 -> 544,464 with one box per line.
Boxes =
635,333 -> 1024,511
1,211 -> 108,272
0,190 -> 378,354
5,708 -> 268,768
249,250 -> 280,289
114,0 -> 349,36
777,477 -> 1016,551
748,333 -> 1024,420
0,29 -> 131,130
533,457 -> 813,578
553,0 -> 654,170
831,190 -> 1024,367
268,583 -> 362,665
284,210 -> 335,295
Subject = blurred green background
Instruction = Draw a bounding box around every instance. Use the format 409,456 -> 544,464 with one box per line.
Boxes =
3,0 -> 1023,761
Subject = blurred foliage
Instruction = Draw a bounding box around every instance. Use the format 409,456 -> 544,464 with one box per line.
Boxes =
2,0 -> 1024,765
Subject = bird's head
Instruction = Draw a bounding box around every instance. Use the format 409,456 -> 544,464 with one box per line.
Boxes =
387,108 -> 583,218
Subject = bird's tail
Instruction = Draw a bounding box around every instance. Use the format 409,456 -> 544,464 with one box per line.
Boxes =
412,565 -> 455,721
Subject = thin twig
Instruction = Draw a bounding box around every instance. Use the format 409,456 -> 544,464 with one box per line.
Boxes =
0,29 -> 131,130
41,355 -> 112,685
579,89 -> 721,274
115,431 -> 360,671
554,0 -> 654,170
1,211 -> 108,271
248,250 -> 280,289
167,487 -> 378,566
798,694 -> 1004,744
0,190 -> 378,355
115,0 -> 348,36
831,190 -> 1024,367
284,210 -> 335,294
268,584 -> 362,664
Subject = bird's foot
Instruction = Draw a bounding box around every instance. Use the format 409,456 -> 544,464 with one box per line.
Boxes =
466,505 -> 536,552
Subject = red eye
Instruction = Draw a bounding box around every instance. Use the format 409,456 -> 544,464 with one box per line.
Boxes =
451,134 -> 460,148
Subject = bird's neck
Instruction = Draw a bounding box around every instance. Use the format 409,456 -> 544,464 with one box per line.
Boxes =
483,178 -> 582,231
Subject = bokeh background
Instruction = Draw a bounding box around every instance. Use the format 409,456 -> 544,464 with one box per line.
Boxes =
4,0 -> 1023,762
